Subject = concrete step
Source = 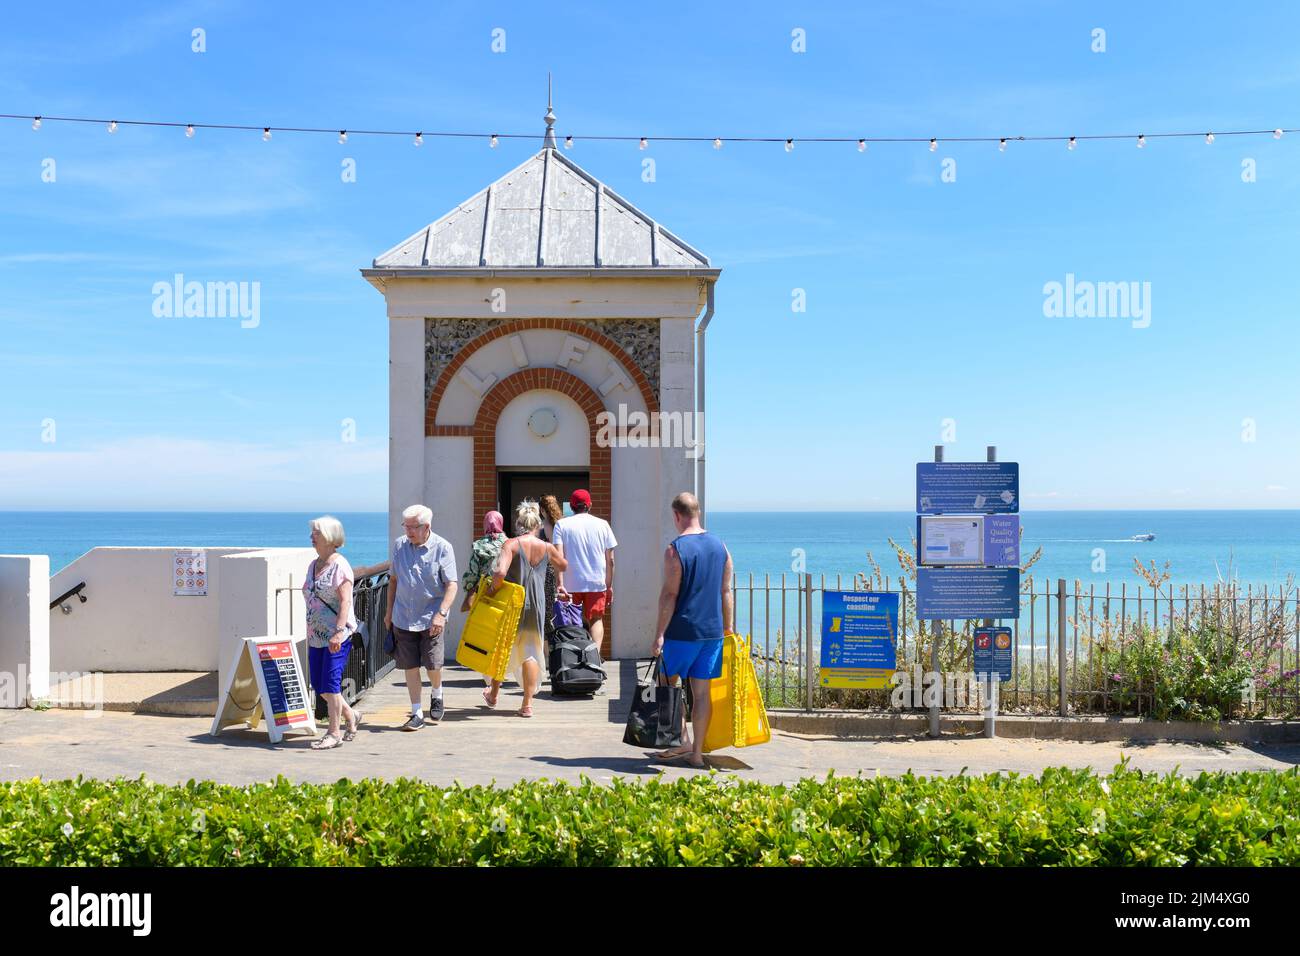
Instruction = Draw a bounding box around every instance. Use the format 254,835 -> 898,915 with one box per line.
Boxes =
48,671 -> 218,717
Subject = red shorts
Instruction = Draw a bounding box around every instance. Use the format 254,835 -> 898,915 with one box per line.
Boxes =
570,590 -> 608,620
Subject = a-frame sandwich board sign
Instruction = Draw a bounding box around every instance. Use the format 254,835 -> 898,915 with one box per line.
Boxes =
210,635 -> 317,744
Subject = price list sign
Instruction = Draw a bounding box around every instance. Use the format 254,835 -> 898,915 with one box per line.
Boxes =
256,641 -> 310,728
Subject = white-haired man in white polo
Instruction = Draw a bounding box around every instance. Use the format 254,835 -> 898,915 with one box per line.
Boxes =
384,504 -> 459,729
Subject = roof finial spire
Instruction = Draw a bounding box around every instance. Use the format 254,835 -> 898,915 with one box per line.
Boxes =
543,71 -> 557,149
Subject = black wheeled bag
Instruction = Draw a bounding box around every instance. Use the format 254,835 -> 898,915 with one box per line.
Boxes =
549,624 -> 606,695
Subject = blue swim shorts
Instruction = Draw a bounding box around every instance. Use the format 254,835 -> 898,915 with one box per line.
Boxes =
661,638 -> 724,680
309,642 -> 351,695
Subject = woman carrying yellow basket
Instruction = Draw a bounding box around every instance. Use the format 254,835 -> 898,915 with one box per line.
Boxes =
483,500 -> 567,717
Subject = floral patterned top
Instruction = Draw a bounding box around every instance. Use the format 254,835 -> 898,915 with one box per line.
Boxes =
302,555 -> 358,649
461,532 -> 507,593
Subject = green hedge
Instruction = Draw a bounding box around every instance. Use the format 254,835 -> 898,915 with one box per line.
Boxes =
5,763 -> 1300,866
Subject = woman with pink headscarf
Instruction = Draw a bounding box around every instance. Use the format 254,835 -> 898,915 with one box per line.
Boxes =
459,510 -> 507,612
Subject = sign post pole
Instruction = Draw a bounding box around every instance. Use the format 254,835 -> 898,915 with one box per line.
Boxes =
984,445 -> 997,740
929,445 -> 943,739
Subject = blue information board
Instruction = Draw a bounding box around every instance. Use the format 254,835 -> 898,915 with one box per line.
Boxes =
916,462 -> 1019,514
983,514 -> 1020,567
916,567 -> 1020,619
819,591 -> 899,689
973,626 -> 1013,682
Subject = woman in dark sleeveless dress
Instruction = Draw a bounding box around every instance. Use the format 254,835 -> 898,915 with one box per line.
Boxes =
538,494 -> 565,648
484,500 -> 567,717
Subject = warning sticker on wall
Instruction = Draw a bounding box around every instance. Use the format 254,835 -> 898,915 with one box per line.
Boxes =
173,549 -> 208,596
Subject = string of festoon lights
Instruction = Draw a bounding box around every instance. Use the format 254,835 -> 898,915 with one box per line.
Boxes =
3,112 -> 1295,151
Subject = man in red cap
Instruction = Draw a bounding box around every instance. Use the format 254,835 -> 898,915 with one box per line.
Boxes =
552,489 -> 617,654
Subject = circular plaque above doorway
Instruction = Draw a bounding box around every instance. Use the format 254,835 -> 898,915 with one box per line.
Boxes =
527,406 -> 559,439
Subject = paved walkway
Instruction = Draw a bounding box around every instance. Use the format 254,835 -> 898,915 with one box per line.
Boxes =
3,663 -> 1298,786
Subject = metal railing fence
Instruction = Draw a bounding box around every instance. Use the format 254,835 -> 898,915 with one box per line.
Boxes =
733,572 -> 1300,718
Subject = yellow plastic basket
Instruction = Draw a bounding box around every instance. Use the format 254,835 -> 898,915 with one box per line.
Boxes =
455,575 -> 524,681
702,632 -> 771,752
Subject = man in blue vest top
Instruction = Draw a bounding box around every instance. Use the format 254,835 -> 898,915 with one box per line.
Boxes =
652,491 -> 734,768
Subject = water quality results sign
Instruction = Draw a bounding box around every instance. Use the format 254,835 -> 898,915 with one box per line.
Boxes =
819,591 -> 899,689
916,462 -> 1019,514
917,514 -> 1021,567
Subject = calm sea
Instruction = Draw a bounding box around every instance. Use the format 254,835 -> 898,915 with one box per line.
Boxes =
4,510 -> 1299,589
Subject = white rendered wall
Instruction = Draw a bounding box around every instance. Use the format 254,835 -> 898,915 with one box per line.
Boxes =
379,276 -> 708,321
0,555 -> 51,706
215,548 -> 314,700
48,547 -> 313,675
423,434 -> 475,650
49,547 -> 252,672
609,443 -> 662,658
390,316 -> 426,539
425,435 -> 473,651
496,390 -> 590,467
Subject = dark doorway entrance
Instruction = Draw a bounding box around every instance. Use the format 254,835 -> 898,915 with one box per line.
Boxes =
497,470 -> 589,523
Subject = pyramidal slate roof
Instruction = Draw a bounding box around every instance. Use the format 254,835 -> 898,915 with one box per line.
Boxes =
368,147 -> 714,275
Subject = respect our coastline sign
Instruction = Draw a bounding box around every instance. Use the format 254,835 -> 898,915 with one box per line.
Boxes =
819,591 -> 899,689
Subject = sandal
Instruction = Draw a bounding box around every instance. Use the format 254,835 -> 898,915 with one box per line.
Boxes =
482,689 -> 498,708
311,732 -> 343,750
653,747 -> 693,760
343,714 -> 362,742
518,705 -> 533,718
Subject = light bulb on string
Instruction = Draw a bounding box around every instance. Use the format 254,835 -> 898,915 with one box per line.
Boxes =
32,116 -> 41,130
1068,136 -> 1077,150
262,127 -> 271,141
1205,132 -> 1214,144
929,138 -> 937,152
1274,128 -> 1284,139
639,137 -> 648,150
857,139 -> 866,152
784,139 -> 794,152
1136,134 -> 1146,148
712,138 -> 722,150
338,130 -> 348,144
999,138 -> 1007,152
489,134 -> 498,148
185,124 -> 194,138
108,120 -> 118,133
414,132 -> 423,146
564,135 -> 573,149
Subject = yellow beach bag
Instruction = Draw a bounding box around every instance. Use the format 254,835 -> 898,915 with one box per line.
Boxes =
702,632 -> 771,752
456,575 -> 524,681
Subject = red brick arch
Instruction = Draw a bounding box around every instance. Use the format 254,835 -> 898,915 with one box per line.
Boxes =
473,368 -> 614,656
426,317 -> 658,435
471,368 -> 611,522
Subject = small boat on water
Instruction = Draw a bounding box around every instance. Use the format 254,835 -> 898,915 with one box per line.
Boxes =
1132,532 -> 1156,542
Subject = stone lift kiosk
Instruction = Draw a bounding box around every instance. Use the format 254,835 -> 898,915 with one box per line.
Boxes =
362,90 -> 720,660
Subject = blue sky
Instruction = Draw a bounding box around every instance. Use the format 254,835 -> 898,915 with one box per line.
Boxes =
1,1 -> 1298,512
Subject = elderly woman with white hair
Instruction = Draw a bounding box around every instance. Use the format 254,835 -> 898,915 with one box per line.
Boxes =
303,515 -> 361,750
